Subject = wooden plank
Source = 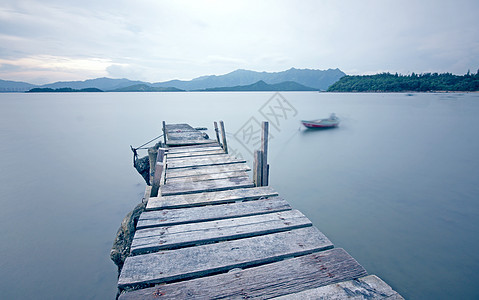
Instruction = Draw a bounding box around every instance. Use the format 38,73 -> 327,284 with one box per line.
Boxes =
164,124 -> 213,146
119,248 -> 367,299
160,176 -> 254,196
166,171 -> 249,184
166,144 -> 221,154
118,226 -> 334,290
166,153 -> 240,163
165,123 -> 197,132
146,186 -> 279,210
139,196 -> 290,229
131,210 -> 312,255
167,131 -> 204,140
165,163 -> 251,178
166,149 -> 225,159
166,158 -> 246,170
166,139 -> 217,146
166,157 -> 246,169
273,275 -> 404,300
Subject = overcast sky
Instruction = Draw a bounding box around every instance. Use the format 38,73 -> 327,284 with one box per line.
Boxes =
1,0 -> 478,84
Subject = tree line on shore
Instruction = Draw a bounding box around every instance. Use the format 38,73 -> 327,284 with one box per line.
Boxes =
327,70 -> 479,92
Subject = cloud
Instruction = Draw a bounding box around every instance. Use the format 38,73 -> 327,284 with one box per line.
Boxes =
0,0 -> 478,83
0,55 -> 115,83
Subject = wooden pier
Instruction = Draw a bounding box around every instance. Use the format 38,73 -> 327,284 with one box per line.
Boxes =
117,122 -> 403,299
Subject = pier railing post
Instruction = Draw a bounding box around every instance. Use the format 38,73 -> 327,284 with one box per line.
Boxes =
150,148 -> 166,197
214,121 -> 221,146
219,120 -> 228,154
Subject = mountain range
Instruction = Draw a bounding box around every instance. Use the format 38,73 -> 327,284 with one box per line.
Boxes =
0,68 -> 345,92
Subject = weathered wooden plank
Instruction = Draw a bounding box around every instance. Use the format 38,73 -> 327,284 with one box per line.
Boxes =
166,154 -> 245,169
139,196 -> 290,229
167,158 -> 246,169
131,210 -> 312,255
146,186 -> 279,210
165,163 -> 251,178
160,176 -> 254,196
166,139 -> 217,146
118,226 -> 334,290
165,123 -> 197,132
165,153 -> 237,163
166,144 -> 221,154
273,275 -> 404,300
165,124 -> 212,146
119,248 -> 367,299
166,149 -> 226,159
166,170 -> 249,184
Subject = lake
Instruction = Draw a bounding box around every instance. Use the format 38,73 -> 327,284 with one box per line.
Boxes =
0,92 -> 478,299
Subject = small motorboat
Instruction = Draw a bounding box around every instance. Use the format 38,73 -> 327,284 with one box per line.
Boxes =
301,113 -> 340,128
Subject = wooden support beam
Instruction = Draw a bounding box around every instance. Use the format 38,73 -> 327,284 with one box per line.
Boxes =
150,148 -> 166,197
219,120 -> 228,154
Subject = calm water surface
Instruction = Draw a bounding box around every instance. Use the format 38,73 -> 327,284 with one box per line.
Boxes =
0,92 -> 478,299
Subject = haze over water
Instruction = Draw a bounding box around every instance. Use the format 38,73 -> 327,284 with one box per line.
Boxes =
0,92 -> 478,299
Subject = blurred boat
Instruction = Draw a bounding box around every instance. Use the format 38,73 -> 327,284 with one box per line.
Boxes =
301,113 -> 340,128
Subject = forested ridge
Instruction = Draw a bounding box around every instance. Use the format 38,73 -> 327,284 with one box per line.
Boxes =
327,71 -> 479,92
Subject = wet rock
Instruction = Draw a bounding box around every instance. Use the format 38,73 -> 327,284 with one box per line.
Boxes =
110,201 -> 146,274
134,155 -> 150,185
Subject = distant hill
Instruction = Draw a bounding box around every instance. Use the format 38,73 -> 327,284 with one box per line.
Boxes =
154,68 -> 345,91
26,87 -> 103,93
0,67 -> 346,92
40,77 -> 148,90
0,79 -> 37,92
109,84 -> 184,92
200,80 -> 318,91
327,71 -> 479,92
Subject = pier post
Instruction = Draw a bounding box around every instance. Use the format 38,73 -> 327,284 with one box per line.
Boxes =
214,121 -> 221,146
219,120 -> 228,154
150,148 -> 166,197
253,150 -> 263,187
162,121 -> 167,145
261,122 -> 269,186
147,148 -> 157,184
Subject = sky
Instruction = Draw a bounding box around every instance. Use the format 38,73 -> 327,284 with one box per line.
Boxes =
1,0 -> 478,84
